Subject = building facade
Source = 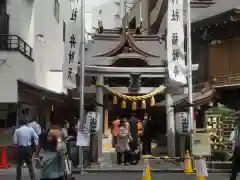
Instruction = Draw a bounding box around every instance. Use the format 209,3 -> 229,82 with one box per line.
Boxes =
0,0 -> 71,97
0,0 -> 71,130
91,0 -> 134,30
122,0 -> 217,34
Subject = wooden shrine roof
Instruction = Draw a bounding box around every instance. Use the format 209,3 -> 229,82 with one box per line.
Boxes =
155,82 -> 215,108
192,7 -> 240,29
93,32 -> 161,57
85,27 -> 166,65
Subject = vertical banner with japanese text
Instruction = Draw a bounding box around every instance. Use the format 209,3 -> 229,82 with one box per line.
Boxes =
63,8 -> 81,89
167,0 -> 187,85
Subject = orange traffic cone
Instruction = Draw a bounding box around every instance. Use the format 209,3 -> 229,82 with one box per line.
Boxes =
142,156 -> 151,180
184,150 -> 193,173
0,147 -> 10,168
196,176 -> 206,180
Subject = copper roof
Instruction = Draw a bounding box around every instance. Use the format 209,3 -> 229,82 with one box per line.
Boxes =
93,33 -> 161,57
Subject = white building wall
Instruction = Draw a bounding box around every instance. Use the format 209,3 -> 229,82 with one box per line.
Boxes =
92,0 -> 122,29
0,52 -> 35,102
33,0 -> 71,90
6,0 -> 71,93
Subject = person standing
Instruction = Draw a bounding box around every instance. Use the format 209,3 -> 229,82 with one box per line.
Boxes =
141,116 -> 152,155
230,118 -> 240,180
129,114 -> 140,164
129,114 -> 138,151
28,117 -> 41,158
116,119 -> 130,165
28,117 -> 41,136
112,117 -> 120,148
61,120 -> 69,140
13,120 -> 39,180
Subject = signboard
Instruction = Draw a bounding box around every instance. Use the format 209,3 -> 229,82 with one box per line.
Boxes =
86,111 -> 100,133
175,112 -> 190,133
76,132 -> 90,147
191,133 -> 211,156
63,8 -> 81,89
167,0 -> 187,85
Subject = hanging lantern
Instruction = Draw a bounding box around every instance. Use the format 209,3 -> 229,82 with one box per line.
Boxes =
150,96 -> 155,106
141,100 -> 146,109
132,101 -> 137,110
121,100 -> 126,109
113,95 -> 118,105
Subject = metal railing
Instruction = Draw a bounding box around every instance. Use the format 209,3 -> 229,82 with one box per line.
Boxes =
0,34 -> 33,61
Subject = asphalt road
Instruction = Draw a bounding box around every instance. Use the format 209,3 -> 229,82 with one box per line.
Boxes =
0,171 -> 233,180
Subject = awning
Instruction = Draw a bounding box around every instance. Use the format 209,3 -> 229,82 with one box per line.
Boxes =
155,82 -> 215,108
173,89 -> 215,107
17,79 -> 67,103
67,88 -> 104,109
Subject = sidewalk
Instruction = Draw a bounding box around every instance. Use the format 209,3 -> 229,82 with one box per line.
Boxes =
72,150 -> 232,173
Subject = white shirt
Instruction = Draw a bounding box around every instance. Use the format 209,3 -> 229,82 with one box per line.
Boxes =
13,125 -> 39,146
28,121 -> 41,135
61,128 -> 68,139
229,128 -> 240,151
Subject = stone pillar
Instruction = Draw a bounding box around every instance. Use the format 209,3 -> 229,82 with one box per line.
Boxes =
96,75 -> 104,160
165,92 -> 175,157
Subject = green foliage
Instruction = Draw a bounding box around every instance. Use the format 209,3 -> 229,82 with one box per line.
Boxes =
207,104 -> 235,117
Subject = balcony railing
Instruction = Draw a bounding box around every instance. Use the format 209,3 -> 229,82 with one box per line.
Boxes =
213,73 -> 240,87
0,34 -> 33,61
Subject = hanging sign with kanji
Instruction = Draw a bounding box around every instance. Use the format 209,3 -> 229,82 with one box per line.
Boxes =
167,0 -> 187,85
63,7 -> 81,89
86,111 -> 100,133
175,112 -> 190,133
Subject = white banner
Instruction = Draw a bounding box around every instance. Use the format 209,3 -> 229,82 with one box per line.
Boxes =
63,9 -> 81,89
175,112 -> 190,133
86,111 -> 100,133
167,0 -> 187,85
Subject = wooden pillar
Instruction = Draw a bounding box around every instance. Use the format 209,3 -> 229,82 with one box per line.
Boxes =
104,109 -> 109,138
103,93 -> 109,138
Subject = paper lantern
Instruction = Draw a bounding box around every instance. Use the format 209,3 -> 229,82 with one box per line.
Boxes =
113,96 -> 118,105
150,96 -> 155,106
121,100 -> 126,109
141,100 -> 146,109
132,101 -> 137,110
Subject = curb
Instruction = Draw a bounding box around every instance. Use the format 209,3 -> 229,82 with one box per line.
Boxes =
72,168 -> 231,174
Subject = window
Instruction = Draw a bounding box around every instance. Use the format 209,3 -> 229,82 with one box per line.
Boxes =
63,21 -> 66,42
53,0 -> 60,23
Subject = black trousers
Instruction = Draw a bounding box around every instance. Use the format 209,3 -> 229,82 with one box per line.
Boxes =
16,146 -> 36,180
231,146 -> 240,180
117,151 -> 129,164
142,140 -> 151,155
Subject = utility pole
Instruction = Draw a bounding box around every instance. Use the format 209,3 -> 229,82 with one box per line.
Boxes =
186,0 -> 193,131
78,0 -> 85,174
